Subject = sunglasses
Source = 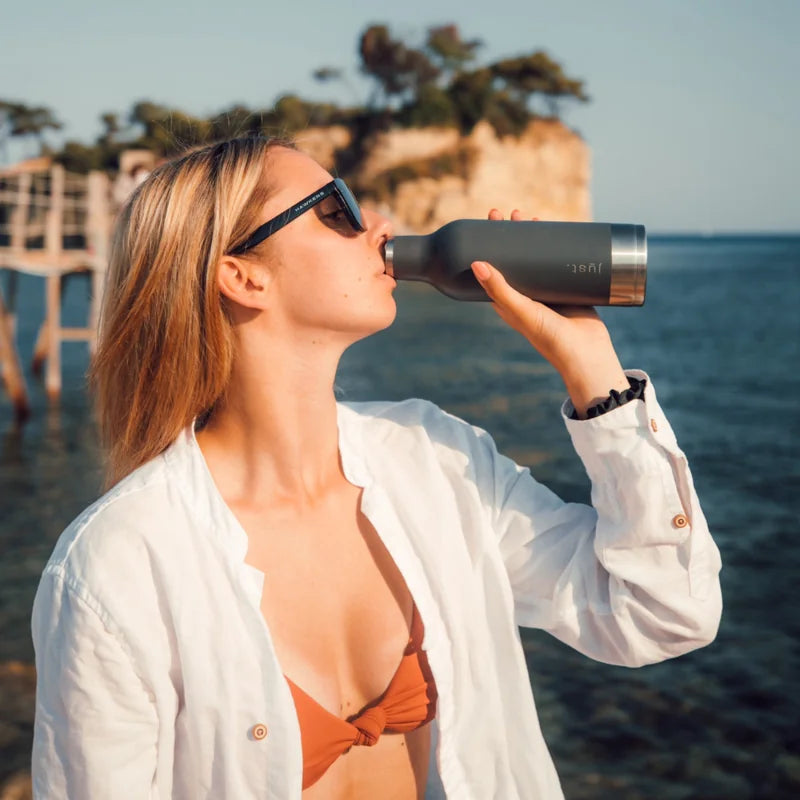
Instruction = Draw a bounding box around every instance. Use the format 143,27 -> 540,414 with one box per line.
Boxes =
229,178 -> 365,255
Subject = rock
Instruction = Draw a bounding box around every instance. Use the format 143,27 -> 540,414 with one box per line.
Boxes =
294,119 -> 591,232
0,772 -> 32,800
293,126 -> 352,170
355,127 -> 462,184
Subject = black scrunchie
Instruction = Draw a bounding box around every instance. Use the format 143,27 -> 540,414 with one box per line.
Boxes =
569,376 -> 647,420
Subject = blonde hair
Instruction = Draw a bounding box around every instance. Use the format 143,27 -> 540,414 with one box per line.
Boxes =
91,136 -> 290,486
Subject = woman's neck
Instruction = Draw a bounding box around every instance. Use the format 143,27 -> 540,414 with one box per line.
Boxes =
196,341 -> 346,510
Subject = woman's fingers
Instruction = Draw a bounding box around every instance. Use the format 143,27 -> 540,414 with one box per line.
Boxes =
470,261 -> 508,302
471,259 -> 558,350
471,261 -> 533,315
488,208 -> 540,221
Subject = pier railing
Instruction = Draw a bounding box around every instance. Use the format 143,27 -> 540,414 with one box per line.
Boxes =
0,163 -> 111,419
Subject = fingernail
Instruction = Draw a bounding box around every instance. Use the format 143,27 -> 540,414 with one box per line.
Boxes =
472,262 -> 491,280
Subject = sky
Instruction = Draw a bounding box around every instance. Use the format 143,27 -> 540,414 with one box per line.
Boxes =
1,0 -> 798,233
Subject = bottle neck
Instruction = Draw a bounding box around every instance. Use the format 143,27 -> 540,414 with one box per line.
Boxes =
385,235 -> 431,281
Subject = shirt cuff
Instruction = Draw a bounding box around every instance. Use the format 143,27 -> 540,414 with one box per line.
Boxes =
567,375 -> 647,421
561,370 -> 682,476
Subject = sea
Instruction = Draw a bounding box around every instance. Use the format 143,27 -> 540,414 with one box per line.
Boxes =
1,234 -> 799,798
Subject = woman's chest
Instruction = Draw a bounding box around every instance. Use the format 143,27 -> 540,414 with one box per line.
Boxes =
240,483 -> 417,716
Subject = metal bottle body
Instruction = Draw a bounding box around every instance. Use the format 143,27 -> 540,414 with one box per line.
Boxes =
385,219 -> 647,306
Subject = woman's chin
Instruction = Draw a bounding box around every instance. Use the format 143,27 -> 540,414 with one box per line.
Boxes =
344,302 -> 397,344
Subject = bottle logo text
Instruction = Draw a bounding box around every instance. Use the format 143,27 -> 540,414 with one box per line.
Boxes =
567,262 -> 602,274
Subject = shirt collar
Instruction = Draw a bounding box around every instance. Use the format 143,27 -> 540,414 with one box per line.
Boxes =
162,403 -> 373,561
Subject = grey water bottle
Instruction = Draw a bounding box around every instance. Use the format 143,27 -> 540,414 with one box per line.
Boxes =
384,220 -> 647,306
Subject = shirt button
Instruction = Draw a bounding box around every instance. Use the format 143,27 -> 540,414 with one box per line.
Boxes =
251,723 -> 268,741
672,514 -> 689,529
650,418 -> 659,432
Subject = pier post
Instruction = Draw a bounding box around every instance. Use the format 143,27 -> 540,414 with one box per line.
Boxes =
0,284 -> 29,421
10,173 -> 31,252
44,164 -> 65,401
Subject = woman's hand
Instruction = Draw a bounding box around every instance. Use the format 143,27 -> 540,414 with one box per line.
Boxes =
471,209 -> 630,418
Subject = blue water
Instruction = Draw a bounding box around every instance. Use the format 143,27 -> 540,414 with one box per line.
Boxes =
2,235 -> 799,797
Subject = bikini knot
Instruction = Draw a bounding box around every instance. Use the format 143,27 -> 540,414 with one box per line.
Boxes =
352,706 -> 387,747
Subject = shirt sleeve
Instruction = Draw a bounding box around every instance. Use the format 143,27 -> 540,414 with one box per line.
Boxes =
480,370 -> 723,667
31,568 -> 159,799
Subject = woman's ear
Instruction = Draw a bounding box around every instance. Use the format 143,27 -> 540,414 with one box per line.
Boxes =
216,256 -> 272,311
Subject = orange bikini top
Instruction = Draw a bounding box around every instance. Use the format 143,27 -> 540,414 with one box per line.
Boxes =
286,606 -> 438,790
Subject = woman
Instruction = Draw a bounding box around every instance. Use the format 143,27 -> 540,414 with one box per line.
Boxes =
32,136 -> 722,799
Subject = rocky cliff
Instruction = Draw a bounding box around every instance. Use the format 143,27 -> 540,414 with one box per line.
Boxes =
294,119 -> 591,234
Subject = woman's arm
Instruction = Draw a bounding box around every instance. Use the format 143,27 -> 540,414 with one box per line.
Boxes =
471,372 -> 722,666
32,569 -> 159,798
468,210 -> 722,665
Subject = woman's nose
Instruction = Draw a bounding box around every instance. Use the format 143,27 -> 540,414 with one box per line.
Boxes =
363,207 -> 394,245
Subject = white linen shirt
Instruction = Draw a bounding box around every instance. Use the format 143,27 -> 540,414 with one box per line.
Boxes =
31,371 -> 722,799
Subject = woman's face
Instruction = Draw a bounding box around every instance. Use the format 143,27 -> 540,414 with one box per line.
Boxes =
251,147 -> 397,345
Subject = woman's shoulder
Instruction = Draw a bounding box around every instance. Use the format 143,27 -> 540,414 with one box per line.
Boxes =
32,451 -> 197,673
40,444 -> 191,600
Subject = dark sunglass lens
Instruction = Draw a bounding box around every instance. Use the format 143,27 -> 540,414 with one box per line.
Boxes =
335,179 -> 365,231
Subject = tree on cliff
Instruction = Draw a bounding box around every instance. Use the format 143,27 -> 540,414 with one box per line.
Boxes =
358,25 -> 440,109
447,67 -> 529,135
404,25 -> 483,128
490,51 -> 589,117
425,25 -> 482,80
444,50 -> 589,134
0,100 -> 62,162
353,23 -> 586,134
19,21 -> 589,173
128,101 -> 212,155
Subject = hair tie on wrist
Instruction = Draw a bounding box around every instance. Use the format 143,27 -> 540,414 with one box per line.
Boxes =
570,376 -> 647,420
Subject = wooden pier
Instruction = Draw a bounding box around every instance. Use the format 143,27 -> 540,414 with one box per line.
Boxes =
0,161 -> 111,420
